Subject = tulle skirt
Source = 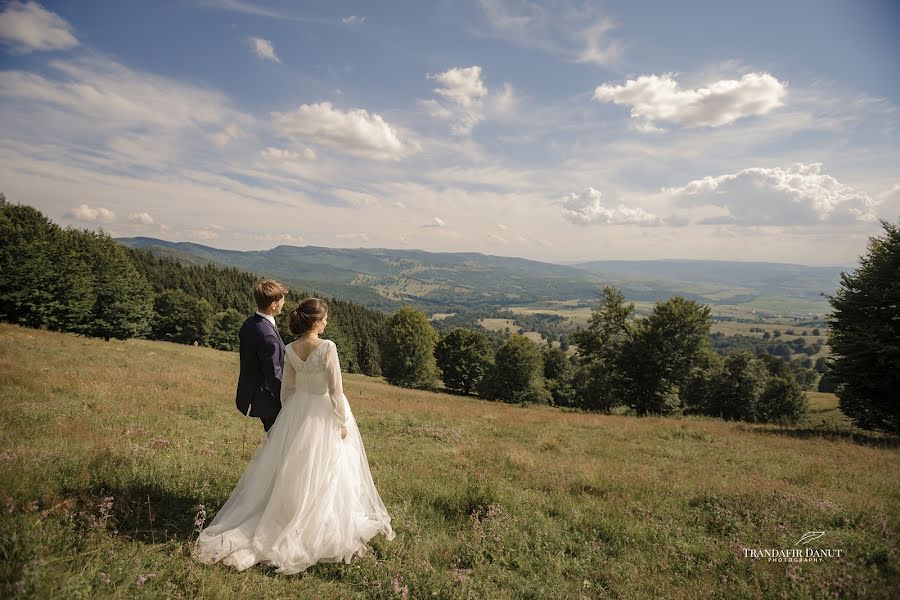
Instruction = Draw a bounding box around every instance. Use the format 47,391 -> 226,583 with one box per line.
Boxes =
192,389 -> 394,574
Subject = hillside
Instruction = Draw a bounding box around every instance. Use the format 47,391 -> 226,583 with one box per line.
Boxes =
1,324 -> 897,598
116,238 -> 844,317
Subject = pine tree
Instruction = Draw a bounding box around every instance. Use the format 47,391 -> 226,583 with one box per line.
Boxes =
826,219 -> 900,433
81,233 -> 153,341
0,197 -> 56,327
571,286 -> 633,412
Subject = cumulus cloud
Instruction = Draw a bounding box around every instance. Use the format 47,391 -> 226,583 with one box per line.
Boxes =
593,72 -> 787,128
248,36 -> 281,62
561,187 -> 663,226
0,1 -> 78,54
341,15 -> 366,25
128,212 -> 155,225
426,66 -> 488,134
273,102 -> 412,160
665,163 -> 879,225
67,203 -> 115,223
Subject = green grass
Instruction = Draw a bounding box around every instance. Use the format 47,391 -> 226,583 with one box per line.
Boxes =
1,324 -> 897,599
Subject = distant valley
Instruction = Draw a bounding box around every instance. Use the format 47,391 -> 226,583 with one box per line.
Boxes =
117,237 -> 846,320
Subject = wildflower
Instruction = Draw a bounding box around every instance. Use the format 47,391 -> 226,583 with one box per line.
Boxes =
98,496 -> 114,518
391,574 -> 409,599
136,573 -> 156,586
194,504 -> 207,530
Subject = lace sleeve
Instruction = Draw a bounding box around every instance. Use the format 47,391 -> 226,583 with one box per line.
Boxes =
280,351 -> 296,405
325,341 -> 348,428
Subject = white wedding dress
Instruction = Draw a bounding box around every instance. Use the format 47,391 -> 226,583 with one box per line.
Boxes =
193,339 -> 395,574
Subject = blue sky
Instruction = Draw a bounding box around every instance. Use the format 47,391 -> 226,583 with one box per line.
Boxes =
1,0 -> 898,266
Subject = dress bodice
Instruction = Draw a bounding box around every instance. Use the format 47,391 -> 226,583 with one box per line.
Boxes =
285,340 -> 332,396
282,340 -> 348,428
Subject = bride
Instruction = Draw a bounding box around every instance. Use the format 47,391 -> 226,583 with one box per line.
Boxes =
193,297 -> 395,574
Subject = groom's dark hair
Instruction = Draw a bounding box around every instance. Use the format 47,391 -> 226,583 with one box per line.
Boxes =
254,279 -> 288,310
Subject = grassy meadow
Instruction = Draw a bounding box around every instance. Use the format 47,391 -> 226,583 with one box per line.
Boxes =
1,323 -> 897,599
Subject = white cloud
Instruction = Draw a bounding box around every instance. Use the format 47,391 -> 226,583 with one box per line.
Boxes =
335,232 -> 370,242
487,82 -> 517,118
475,0 -> 623,66
331,188 -> 379,208
248,36 -> 281,63
0,56 -> 255,155
393,201 -> 407,209
128,212 -> 155,225
342,15 -> 366,25
0,1 -> 78,54
260,146 -> 316,161
273,102 -> 412,160
877,183 -> 900,201
423,216 -> 446,228
665,163 -> 879,225
574,18 -> 622,66
234,231 -> 304,243
431,66 -> 487,109
561,187 -> 663,226
497,223 -> 508,231
476,0 -> 539,43
189,228 -> 220,241
877,184 -> 900,220
427,66 -> 488,135
593,72 -> 787,128
200,0 -> 330,23
210,124 -> 245,147
67,203 -> 115,223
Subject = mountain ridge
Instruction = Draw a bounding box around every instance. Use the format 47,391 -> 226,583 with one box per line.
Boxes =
116,237 -> 844,316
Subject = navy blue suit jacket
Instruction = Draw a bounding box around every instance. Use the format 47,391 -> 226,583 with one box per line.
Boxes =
235,314 -> 285,419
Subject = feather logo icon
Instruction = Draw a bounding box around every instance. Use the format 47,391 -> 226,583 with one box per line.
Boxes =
795,531 -> 826,545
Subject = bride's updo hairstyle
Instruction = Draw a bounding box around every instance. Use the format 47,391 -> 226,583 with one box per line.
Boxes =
288,297 -> 328,335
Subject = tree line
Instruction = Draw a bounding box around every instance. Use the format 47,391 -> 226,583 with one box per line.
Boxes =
377,289 -> 809,425
378,219 -> 899,433
0,196 -> 386,375
3,196 -> 895,433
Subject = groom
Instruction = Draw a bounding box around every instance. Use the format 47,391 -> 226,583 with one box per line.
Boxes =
236,279 -> 288,432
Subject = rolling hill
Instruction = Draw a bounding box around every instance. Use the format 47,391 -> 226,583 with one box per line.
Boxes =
116,238 -> 846,317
